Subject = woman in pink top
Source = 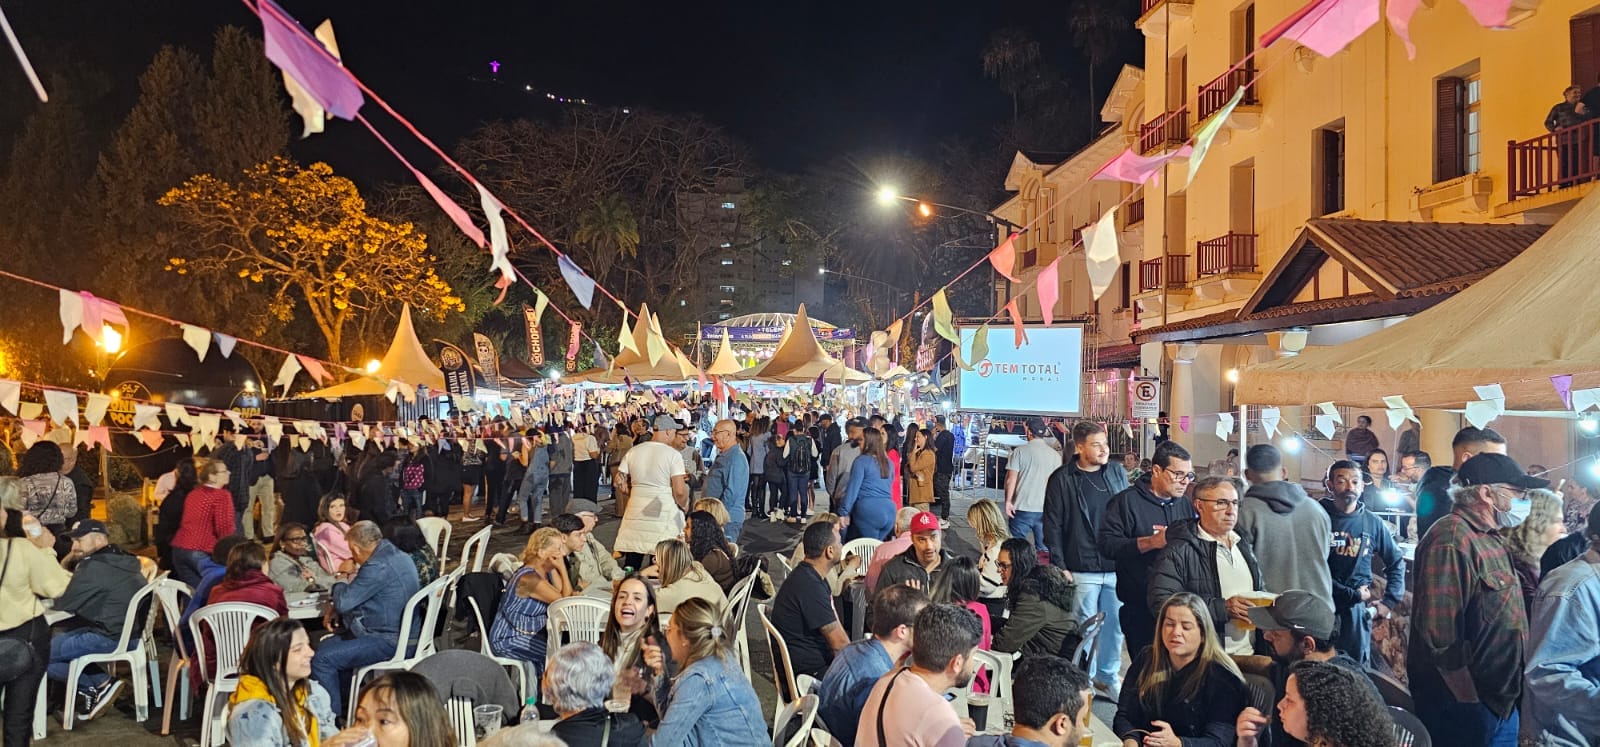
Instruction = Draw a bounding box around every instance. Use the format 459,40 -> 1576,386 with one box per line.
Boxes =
170,459 -> 237,587
312,494 -> 354,575
931,557 -> 992,692
884,424 -> 904,509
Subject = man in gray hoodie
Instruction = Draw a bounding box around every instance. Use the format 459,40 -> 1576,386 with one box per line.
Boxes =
1238,444 -> 1334,612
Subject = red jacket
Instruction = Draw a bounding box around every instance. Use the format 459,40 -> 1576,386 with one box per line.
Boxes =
208,569 -> 289,616
171,485 -> 235,553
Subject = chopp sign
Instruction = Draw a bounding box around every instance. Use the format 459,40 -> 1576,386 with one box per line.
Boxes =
957,324 -> 1083,416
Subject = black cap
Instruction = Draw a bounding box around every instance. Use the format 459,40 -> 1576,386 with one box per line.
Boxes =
1247,590 -> 1335,640
66,519 -> 109,539
1455,453 -> 1551,489
1026,416 -> 1050,436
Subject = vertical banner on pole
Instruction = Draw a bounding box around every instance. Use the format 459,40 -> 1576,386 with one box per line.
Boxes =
524,305 -> 545,366
565,322 -> 582,372
472,333 -> 501,382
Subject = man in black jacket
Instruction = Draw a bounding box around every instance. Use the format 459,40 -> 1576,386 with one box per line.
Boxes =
1042,420 -> 1129,694
48,520 -> 147,721
1321,460 -> 1405,665
1148,475 -> 1264,657
1097,440 -> 1196,655
932,415 -> 956,522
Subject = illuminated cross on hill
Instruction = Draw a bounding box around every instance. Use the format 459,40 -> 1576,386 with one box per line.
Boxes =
489,60 -> 500,75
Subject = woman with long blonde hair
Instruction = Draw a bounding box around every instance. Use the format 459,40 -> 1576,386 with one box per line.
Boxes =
1113,592 -> 1248,747
652,538 -> 726,625
966,498 -> 1009,599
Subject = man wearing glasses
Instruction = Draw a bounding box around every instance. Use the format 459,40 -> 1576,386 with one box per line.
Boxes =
702,419 -> 750,542
1098,440 -> 1198,655
1408,452 -> 1546,747
1148,475 -> 1265,656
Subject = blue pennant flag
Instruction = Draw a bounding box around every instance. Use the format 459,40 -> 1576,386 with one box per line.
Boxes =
558,255 -> 596,309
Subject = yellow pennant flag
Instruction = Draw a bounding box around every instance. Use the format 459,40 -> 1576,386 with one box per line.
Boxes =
617,308 -> 640,355
970,324 -> 990,366
532,289 -> 549,322
931,289 -> 959,345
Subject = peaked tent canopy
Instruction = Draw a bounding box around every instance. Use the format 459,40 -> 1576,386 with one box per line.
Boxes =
704,328 -> 748,376
1238,189 -> 1600,410
728,304 -> 871,384
568,303 -> 698,384
302,304 -> 447,398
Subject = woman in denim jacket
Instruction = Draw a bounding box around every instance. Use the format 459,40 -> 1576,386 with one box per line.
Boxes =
643,596 -> 767,746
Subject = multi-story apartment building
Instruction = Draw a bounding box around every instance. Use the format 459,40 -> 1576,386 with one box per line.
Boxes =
994,0 -> 1594,474
680,178 -> 822,325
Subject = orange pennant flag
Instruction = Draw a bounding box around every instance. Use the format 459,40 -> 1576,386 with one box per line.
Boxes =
1037,258 -> 1060,326
1006,299 -> 1029,348
987,233 -> 1020,282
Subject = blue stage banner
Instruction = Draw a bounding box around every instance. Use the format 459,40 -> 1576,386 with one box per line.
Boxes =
702,325 -> 855,342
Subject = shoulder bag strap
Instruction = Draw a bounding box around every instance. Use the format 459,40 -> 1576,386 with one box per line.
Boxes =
875,667 -> 907,747
600,712 -> 612,747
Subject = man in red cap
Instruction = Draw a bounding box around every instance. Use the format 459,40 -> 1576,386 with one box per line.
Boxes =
876,511 -> 956,591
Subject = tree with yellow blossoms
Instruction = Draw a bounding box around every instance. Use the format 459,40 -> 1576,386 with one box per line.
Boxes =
160,157 -> 466,360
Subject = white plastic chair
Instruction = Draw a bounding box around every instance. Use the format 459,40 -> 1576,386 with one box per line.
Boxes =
418,516 -> 453,567
723,566 -> 761,680
774,693 -> 819,747
841,537 -> 882,576
467,596 -> 530,700
758,603 -> 804,723
187,601 -> 278,747
154,576 -> 194,735
960,649 -> 1016,734
543,596 -> 610,673
347,574 -> 454,723
59,576 -> 162,731
448,695 -> 477,747
459,524 -> 493,572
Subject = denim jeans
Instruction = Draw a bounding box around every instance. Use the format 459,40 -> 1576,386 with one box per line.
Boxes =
172,547 -> 210,587
1416,699 -> 1518,747
399,489 -> 424,519
312,634 -> 399,721
48,628 -> 118,692
1068,571 -> 1123,687
786,473 -> 812,518
520,471 -> 550,524
1008,510 -> 1045,550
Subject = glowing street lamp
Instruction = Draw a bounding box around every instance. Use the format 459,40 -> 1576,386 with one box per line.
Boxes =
365,359 -> 382,374
100,324 -> 122,354
876,186 -> 899,206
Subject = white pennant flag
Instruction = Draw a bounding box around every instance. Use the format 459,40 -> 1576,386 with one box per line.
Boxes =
275,354 -> 303,396
1382,395 -> 1418,429
214,333 -> 237,358
1472,384 -> 1507,417
83,393 -> 111,426
298,436 -> 312,452
350,430 -> 368,451
1260,407 -> 1281,437
1314,414 -> 1337,439
165,402 -> 191,428
1464,400 -> 1499,429
1082,207 -> 1121,300
182,324 -> 211,361
477,183 -> 515,288
43,390 -> 78,427
0,380 -> 19,415
1215,412 -> 1234,441
133,404 -> 161,431
224,410 -> 246,432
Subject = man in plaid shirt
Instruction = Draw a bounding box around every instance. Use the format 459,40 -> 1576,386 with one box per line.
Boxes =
1407,452 -> 1546,746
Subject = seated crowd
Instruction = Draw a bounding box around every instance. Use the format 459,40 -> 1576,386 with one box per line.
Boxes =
1,410 -> 1595,747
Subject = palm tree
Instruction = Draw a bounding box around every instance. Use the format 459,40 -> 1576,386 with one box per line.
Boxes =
981,28 -> 1042,124
1071,0 -> 1127,136
574,193 -> 640,286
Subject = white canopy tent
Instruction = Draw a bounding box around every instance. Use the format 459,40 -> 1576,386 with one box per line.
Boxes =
301,304 -> 446,398
726,304 -> 871,385
568,303 -> 699,385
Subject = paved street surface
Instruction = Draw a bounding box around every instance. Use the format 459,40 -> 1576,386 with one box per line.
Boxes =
44,481 -> 1123,745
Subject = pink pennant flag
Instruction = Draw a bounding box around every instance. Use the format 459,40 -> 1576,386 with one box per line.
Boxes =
1386,0 -> 1422,58
411,165 -> 485,248
1259,0 -> 1380,58
139,430 -> 165,451
1459,0 -> 1515,28
1179,415 -> 1191,433
298,355 -> 331,385
86,426 -> 112,451
1553,374 -> 1574,409
1093,146 -> 1195,185
697,367 -> 707,390
1037,259 -> 1060,326
987,234 -> 1021,282
1005,299 -> 1029,347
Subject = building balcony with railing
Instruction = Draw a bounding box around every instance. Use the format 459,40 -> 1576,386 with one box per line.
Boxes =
1139,111 -> 1189,154
1135,0 -> 1194,34
1197,65 -> 1261,129
1124,197 -> 1145,227
1503,121 -> 1600,209
1192,232 -> 1261,302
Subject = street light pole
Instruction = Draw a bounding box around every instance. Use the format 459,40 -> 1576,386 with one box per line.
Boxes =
875,187 -> 1025,233
819,267 -> 907,325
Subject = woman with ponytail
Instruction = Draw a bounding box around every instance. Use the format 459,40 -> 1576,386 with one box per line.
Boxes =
641,597 -> 767,745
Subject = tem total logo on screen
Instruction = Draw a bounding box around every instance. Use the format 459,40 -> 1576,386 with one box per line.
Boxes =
976,360 -> 1062,382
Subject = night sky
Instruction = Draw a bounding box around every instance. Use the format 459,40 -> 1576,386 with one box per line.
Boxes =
4,0 -> 1080,173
